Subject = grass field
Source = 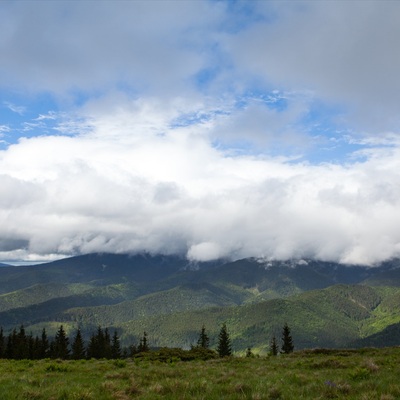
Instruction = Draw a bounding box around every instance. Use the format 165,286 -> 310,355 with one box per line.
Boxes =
1,347 -> 400,399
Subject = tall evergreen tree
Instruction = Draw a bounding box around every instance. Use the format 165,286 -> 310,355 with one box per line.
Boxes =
111,330 -> 121,359
138,331 -> 149,352
196,325 -> 210,349
39,328 -> 49,359
269,335 -> 279,356
86,333 -> 98,359
6,328 -> 17,359
15,325 -> 29,359
103,328 -> 112,359
217,323 -> 232,357
280,323 -> 294,354
71,328 -> 86,360
32,335 -> 41,360
27,333 -> 36,360
51,325 -> 70,359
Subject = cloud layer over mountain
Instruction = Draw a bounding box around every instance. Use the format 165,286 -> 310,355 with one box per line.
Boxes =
1,1 -> 400,265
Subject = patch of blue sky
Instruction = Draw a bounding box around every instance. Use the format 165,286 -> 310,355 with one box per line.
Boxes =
302,138 -> 368,165
193,67 -> 221,91
291,98 -> 367,164
0,91 -> 60,147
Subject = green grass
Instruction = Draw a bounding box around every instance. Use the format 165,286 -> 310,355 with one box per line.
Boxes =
1,347 -> 400,399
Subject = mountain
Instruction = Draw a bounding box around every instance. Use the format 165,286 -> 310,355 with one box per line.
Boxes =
0,253 -> 400,351
0,253 -> 208,294
117,284 -> 400,352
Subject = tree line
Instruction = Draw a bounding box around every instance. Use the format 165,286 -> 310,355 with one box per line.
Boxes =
0,323 -> 294,360
206,322 -> 294,357
0,325 -> 126,360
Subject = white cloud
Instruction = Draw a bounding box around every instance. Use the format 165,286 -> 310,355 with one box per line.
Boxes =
1,101 -> 400,265
1,1 -> 400,265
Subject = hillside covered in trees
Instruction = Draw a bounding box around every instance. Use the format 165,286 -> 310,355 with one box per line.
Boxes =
1,253 -> 400,352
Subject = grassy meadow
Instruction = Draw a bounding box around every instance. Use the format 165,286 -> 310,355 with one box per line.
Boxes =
1,347 -> 400,399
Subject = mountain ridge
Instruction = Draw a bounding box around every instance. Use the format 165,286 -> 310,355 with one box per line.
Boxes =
0,252 -> 400,351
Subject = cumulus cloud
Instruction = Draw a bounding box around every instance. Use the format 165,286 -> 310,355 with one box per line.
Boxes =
1,1 -> 400,265
1,101 -> 400,265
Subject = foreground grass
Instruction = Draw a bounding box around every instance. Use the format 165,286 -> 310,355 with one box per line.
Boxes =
1,348 -> 400,399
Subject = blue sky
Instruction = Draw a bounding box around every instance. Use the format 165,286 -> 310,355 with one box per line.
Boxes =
1,0 -> 400,265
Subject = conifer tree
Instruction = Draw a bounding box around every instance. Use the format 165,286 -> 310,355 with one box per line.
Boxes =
71,328 -> 86,360
33,335 -> 41,359
280,323 -> 294,354
196,325 -> 210,349
27,333 -> 35,359
138,331 -> 149,352
51,325 -> 70,359
6,328 -> 17,359
104,328 -> 112,359
217,323 -> 232,357
86,333 -> 98,359
15,325 -> 29,359
269,335 -> 279,356
39,328 -> 49,359
111,330 -> 121,359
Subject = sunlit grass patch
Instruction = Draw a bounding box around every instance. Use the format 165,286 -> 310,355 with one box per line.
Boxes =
0,348 -> 400,399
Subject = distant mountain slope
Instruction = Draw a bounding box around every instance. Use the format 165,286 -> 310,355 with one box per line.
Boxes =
1,253 -> 400,351
117,284 -> 400,351
62,282 -> 241,327
0,282 -> 93,312
0,253 -> 209,294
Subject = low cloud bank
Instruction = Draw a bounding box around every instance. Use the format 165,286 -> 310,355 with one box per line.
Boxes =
1,104 -> 400,266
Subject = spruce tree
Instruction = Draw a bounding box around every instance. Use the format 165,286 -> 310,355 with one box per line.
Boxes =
196,325 -> 210,349
71,328 -> 86,360
217,323 -> 232,357
6,328 -> 17,359
280,323 -> 294,354
104,328 -> 112,359
51,325 -> 70,359
96,326 -> 105,357
86,333 -> 98,359
39,328 -> 49,359
269,335 -> 279,356
27,333 -> 35,359
33,336 -> 41,359
15,325 -> 29,360
138,331 -> 149,352
111,330 -> 121,359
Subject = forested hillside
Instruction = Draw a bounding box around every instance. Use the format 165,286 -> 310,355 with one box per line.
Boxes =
1,253 -> 400,352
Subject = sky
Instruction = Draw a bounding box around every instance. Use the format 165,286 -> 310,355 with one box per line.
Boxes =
1,0 -> 400,265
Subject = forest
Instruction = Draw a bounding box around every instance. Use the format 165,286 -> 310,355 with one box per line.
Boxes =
0,323 -> 294,361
